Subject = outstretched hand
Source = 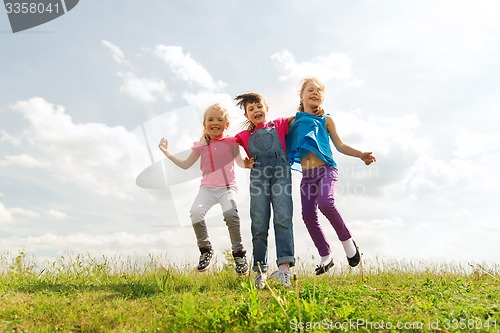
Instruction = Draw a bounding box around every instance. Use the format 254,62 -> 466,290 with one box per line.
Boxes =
158,137 -> 170,155
360,152 -> 376,165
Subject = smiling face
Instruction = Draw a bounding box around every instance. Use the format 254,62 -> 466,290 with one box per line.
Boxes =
203,106 -> 229,139
245,100 -> 268,126
300,79 -> 325,113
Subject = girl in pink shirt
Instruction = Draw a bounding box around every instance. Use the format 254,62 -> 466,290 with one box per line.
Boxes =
234,93 -> 296,288
158,103 -> 249,275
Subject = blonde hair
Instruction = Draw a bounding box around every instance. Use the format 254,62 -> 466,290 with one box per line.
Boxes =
202,103 -> 229,136
234,92 -> 268,130
203,103 -> 229,123
298,77 -> 325,111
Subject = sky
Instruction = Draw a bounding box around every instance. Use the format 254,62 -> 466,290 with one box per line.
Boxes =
1,0 -> 499,270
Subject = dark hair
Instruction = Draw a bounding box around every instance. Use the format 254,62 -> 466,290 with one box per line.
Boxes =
234,93 -> 268,131
234,93 -> 265,111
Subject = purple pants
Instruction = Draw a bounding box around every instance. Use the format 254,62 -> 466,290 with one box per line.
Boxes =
300,165 -> 351,257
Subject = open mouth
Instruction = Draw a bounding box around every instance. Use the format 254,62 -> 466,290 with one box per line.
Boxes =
253,113 -> 263,121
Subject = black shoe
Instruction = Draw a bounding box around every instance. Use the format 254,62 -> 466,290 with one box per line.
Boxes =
232,250 -> 249,275
315,260 -> 334,275
347,241 -> 361,267
197,246 -> 214,272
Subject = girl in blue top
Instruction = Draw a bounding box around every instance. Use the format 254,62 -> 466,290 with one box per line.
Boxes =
286,77 -> 376,275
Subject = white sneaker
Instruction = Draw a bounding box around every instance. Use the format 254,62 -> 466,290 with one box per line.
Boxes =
269,265 -> 292,287
254,272 -> 267,289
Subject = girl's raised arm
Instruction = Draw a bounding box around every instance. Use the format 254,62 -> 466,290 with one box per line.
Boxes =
158,137 -> 201,169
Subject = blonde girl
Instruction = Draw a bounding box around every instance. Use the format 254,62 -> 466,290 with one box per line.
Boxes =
158,103 -> 248,274
286,77 -> 376,275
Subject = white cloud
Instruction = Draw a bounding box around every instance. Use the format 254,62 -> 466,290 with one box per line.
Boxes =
12,97 -> 136,199
0,130 -> 21,146
154,45 -> 226,91
400,156 -> 469,197
101,41 -> 173,103
118,72 -> 173,103
101,40 -> 129,65
0,154 -> 47,168
2,230 -> 197,259
0,202 -> 14,223
271,50 -> 364,86
11,207 -> 39,218
47,209 -> 67,219
333,111 -> 431,155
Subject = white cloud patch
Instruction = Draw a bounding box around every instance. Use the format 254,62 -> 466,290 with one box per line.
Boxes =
154,45 -> 226,91
11,207 -> 40,218
2,230 -> 197,261
0,130 -> 21,146
271,50 -> 364,86
0,202 -> 14,223
101,41 -> 172,103
101,40 -> 129,65
47,209 -> 67,219
355,112 -> 431,155
117,72 -> 173,103
12,97 -> 136,200
0,154 -> 47,168
399,156 -> 470,198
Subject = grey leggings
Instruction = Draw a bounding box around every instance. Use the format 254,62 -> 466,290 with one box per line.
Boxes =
190,186 -> 244,252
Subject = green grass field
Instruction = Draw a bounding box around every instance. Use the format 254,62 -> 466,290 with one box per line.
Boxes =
0,252 -> 498,332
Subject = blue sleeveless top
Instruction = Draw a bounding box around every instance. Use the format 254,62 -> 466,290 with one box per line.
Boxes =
286,112 -> 337,171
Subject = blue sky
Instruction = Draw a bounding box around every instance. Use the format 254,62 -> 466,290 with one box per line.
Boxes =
1,0 -> 499,269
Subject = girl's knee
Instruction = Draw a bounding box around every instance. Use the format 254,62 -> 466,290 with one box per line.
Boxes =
223,208 -> 240,225
190,207 -> 206,223
317,198 -> 335,213
301,206 -> 318,222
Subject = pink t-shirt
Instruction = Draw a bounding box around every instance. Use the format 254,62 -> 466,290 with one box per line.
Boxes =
192,136 -> 239,188
235,117 -> 289,157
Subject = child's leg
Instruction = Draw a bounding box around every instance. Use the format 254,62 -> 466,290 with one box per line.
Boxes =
271,164 -> 295,267
316,166 -> 352,242
317,166 -> 358,261
250,169 -> 271,272
190,188 -> 218,249
218,186 -> 244,253
301,170 -> 331,257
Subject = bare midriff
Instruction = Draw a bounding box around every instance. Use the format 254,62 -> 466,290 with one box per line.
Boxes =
300,151 -> 325,170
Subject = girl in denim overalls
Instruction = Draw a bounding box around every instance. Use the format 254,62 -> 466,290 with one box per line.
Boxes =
234,93 -> 295,288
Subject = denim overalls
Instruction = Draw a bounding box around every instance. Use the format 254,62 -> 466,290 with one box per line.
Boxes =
248,122 -> 295,272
